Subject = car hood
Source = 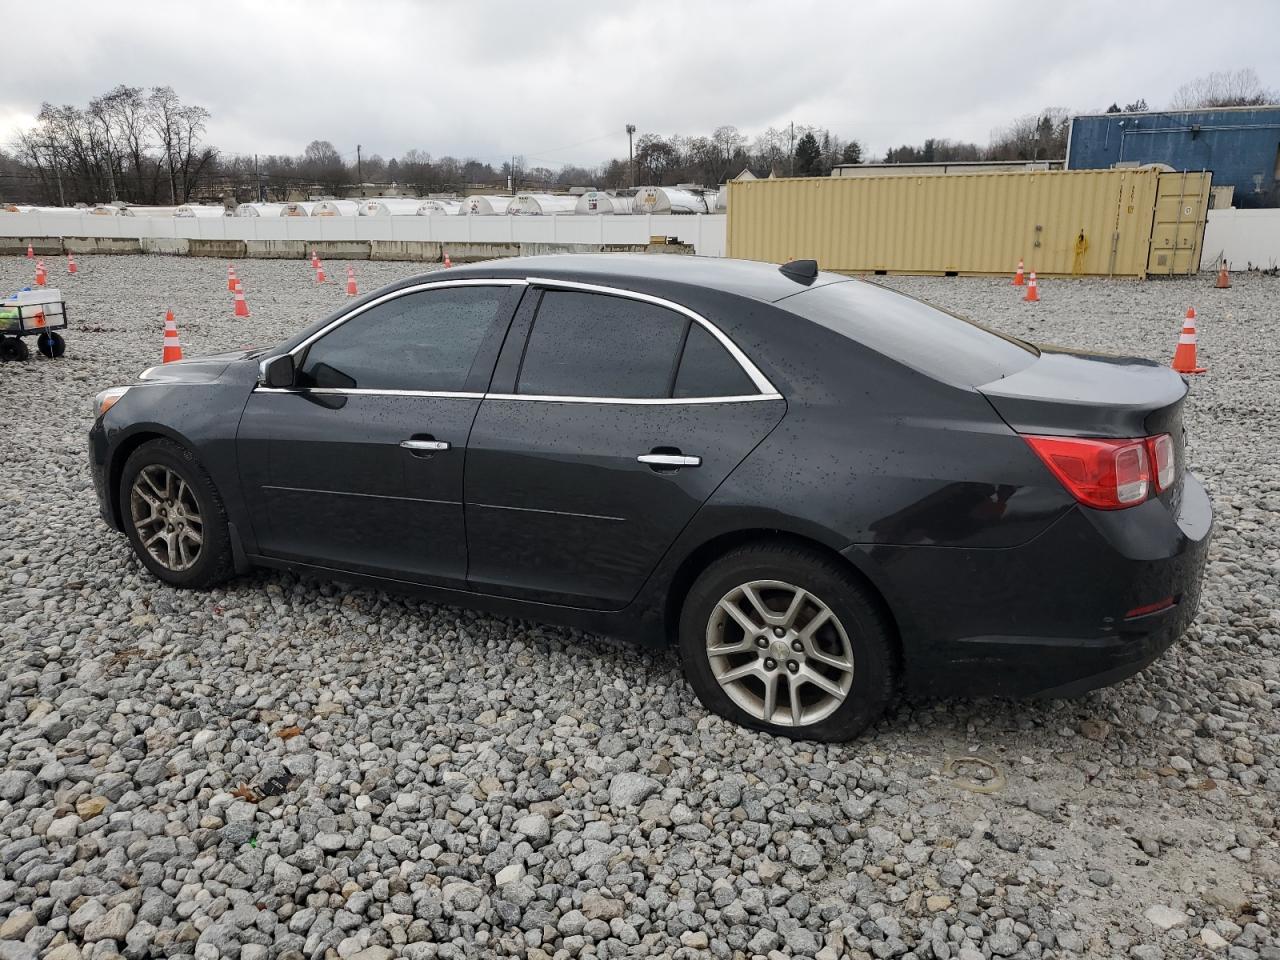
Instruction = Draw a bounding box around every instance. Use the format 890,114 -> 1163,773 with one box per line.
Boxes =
137,349 -> 262,384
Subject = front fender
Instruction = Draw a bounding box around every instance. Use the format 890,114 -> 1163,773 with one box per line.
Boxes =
98,379 -> 255,546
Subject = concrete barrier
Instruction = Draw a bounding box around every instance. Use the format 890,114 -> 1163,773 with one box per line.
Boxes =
0,229 -> 696,264
188,239 -> 248,259
246,240 -> 309,259
62,237 -> 144,255
306,241 -> 372,261
141,238 -> 190,255
370,241 -> 443,262
0,237 -> 65,257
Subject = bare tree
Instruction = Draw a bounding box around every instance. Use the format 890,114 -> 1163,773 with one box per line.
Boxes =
1169,69 -> 1278,109
712,125 -> 746,175
146,87 -> 213,203
987,108 -> 1070,161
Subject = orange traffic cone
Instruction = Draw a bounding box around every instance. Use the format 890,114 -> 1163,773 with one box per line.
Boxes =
310,249 -> 319,269
234,284 -> 250,317
1171,307 -> 1206,374
26,243 -> 34,259
35,260 -> 47,286
1215,259 -> 1231,289
227,263 -> 237,291
67,253 -> 77,275
346,266 -> 358,296
162,309 -> 183,363
1012,259 -> 1025,286
443,250 -> 453,268
1023,271 -> 1039,302
315,261 -> 326,283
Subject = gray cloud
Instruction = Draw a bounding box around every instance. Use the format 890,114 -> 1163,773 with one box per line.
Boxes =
3,0 -> 1277,166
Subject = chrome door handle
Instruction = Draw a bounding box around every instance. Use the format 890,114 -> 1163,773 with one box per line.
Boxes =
400,439 -> 450,451
637,453 -> 701,467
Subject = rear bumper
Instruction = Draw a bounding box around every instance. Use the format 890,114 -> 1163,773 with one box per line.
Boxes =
850,471 -> 1212,699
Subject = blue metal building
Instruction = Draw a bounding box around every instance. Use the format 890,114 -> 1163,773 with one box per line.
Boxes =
1067,105 -> 1280,208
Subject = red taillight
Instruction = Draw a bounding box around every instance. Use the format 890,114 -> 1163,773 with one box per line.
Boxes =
1023,435 -> 1151,509
1147,434 -> 1175,491
1124,596 -> 1175,619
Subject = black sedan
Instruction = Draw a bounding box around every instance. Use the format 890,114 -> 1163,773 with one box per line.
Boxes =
89,255 -> 1212,740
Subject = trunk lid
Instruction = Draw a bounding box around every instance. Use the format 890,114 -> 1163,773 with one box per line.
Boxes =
978,347 -> 1187,439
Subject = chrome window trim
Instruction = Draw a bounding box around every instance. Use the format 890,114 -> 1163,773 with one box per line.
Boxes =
524,276 -> 780,397
286,278 -> 528,359
482,392 -> 782,405
252,274 -> 787,406
254,387 -> 485,399
251,386 -> 781,405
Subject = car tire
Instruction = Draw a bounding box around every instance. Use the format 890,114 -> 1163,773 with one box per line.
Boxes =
678,542 -> 897,741
118,438 -> 235,589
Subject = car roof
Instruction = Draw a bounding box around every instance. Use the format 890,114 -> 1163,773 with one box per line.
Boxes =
437,253 -> 849,304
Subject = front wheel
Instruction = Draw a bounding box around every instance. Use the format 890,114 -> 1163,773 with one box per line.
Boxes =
678,543 -> 897,741
118,438 -> 235,589
1,337 -> 30,362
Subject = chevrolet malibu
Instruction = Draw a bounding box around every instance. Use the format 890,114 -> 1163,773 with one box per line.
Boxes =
89,255 -> 1212,740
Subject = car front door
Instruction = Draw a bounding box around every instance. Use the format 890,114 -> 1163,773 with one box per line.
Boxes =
237,280 -> 523,586
464,281 -> 786,609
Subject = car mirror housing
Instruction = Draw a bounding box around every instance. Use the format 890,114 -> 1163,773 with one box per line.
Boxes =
260,354 -> 295,389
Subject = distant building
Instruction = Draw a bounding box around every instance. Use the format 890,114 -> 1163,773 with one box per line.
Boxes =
1066,105 -> 1280,208
831,160 -> 1062,177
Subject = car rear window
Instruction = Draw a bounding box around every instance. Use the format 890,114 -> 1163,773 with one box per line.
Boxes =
777,280 -> 1037,386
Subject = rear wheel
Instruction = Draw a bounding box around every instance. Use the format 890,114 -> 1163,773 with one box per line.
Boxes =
678,543 -> 896,741
1,337 -> 30,362
119,438 -> 235,588
36,331 -> 65,358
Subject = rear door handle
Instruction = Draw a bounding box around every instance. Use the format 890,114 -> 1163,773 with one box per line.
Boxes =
401,439 -> 450,452
637,453 -> 701,468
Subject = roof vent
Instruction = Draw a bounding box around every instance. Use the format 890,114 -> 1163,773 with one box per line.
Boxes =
779,259 -> 819,284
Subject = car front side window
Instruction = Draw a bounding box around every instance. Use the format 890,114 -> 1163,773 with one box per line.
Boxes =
297,286 -> 506,392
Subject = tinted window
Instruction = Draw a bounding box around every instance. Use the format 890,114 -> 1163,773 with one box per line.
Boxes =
674,324 -> 756,398
297,287 -> 504,391
779,280 -> 1038,387
517,291 -> 687,398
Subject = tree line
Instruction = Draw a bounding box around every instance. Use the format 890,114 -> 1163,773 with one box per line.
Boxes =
8,86 -> 214,206
3,69 -> 1275,206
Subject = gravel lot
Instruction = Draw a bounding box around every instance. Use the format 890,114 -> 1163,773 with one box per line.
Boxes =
1,254 -> 1277,960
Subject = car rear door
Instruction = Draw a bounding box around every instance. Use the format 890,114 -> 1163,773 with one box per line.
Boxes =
464,280 -> 785,609
236,280 -> 524,586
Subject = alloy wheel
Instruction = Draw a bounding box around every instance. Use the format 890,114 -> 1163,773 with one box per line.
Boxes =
129,464 -> 204,572
706,579 -> 855,727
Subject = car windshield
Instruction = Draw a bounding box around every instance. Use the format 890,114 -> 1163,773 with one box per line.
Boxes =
777,279 -> 1038,387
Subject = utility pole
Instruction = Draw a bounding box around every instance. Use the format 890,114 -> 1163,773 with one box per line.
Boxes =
789,121 -> 795,177
626,124 -> 636,188
356,144 -> 363,190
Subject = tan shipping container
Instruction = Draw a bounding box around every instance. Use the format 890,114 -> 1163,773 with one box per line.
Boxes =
726,168 -> 1210,278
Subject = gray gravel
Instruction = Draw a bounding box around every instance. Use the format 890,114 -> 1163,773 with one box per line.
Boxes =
1,254 -> 1278,960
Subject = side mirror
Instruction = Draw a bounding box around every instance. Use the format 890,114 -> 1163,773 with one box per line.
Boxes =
259,354 -> 295,388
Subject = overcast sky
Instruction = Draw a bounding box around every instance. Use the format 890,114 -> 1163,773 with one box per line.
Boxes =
3,0 -> 1278,168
